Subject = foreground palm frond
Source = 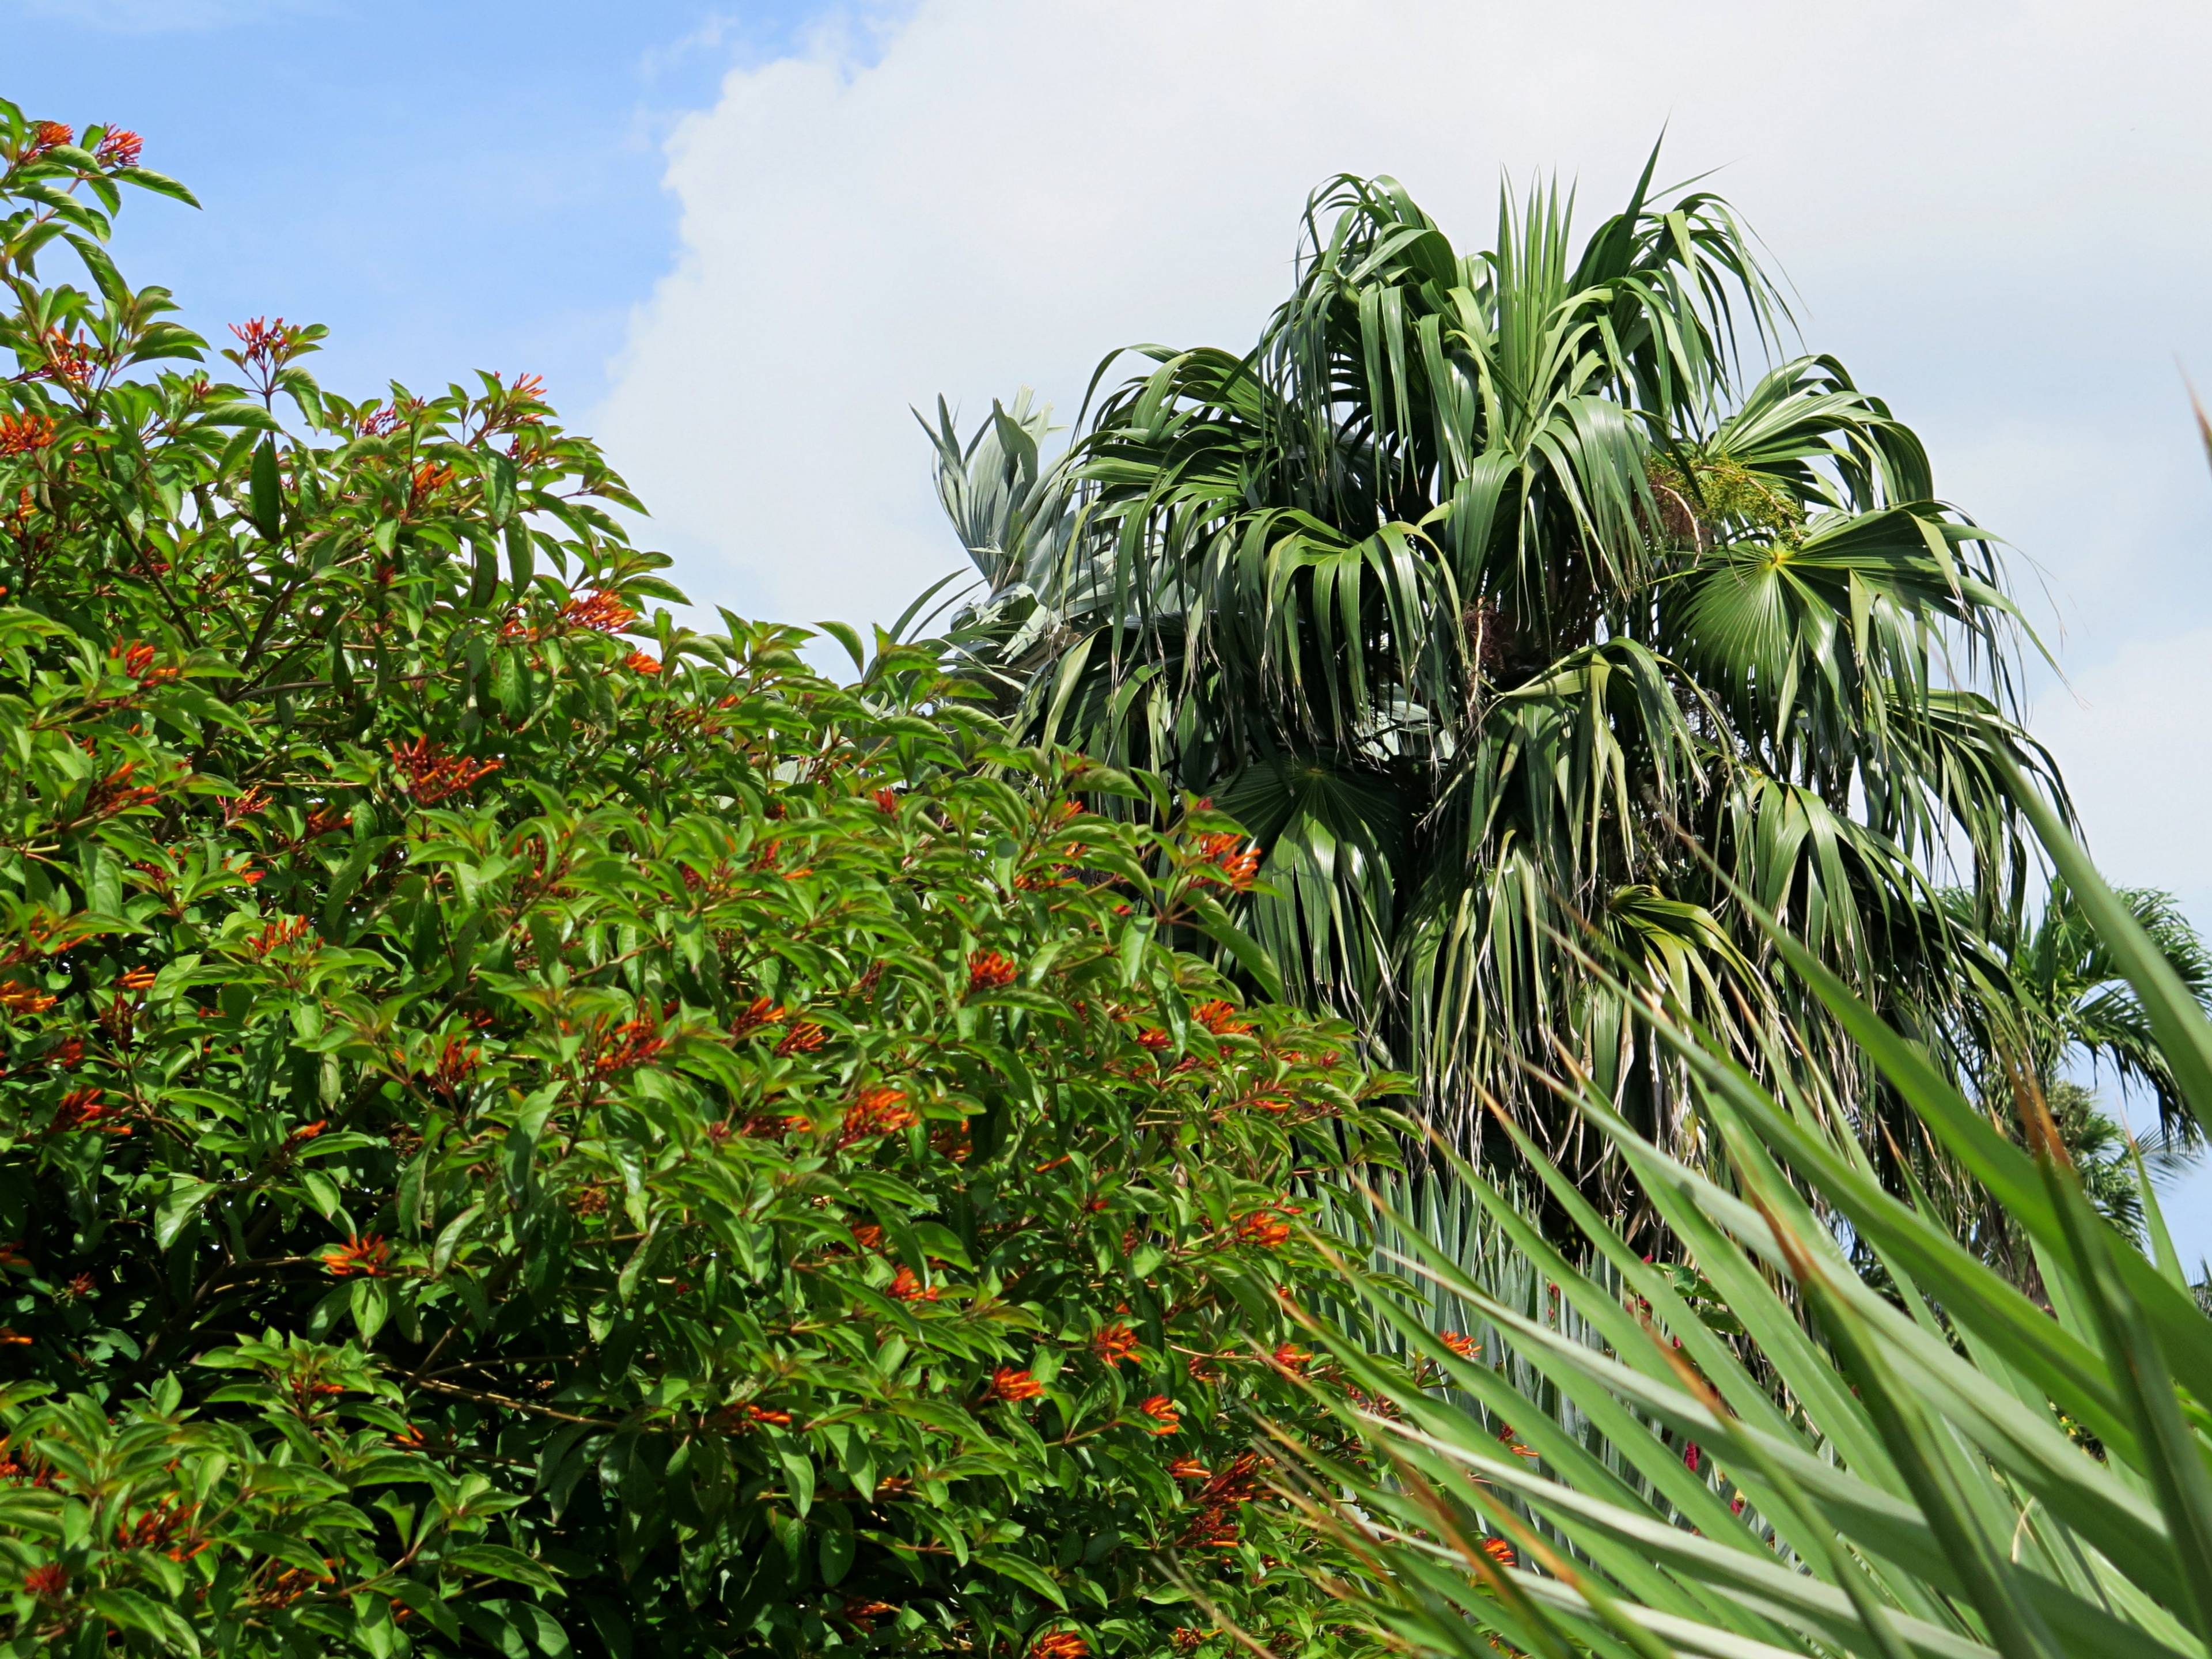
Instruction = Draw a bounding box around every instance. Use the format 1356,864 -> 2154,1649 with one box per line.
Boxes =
1278,789 -> 2212,1659
926,150 -> 2080,1175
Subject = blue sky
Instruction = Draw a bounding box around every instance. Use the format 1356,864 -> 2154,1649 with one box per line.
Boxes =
12,0 -> 2212,1255
7,1 -> 844,409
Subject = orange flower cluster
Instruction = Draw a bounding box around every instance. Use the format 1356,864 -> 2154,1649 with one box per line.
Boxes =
1090,1323 -> 1139,1365
836,1086 -> 916,1149
887,1264 -> 939,1303
714,1401 -> 792,1431
110,640 -> 177,684
409,461 -> 456,499
1134,1028 -> 1171,1052
117,967 -> 157,993
773,1021 -> 825,1058
321,1234 -> 390,1278
51,1088 -> 127,1136
1269,1343 -> 1309,1374
243,915 -> 313,961
1439,1331 -> 1480,1360
225,316 -> 309,381
1030,1633 -> 1089,1659
967,950 -> 1017,993
0,414 -> 54,456
94,128 -> 142,168
26,121 -> 73,156
1171,1630 -> 1205,1656
388,736 -> 501,805
425,1037 -> 480,1097
83,760 -> 160,821
1137,1393 -> 1180,1434
622,651 -> 661,675
115,1498 -> 204,1562
872,786 -> 899,814
1194,831 -> 1260,889
1234,1209 -> 1292,1248
1191,999 -> 1251,1036
1177,1450 -> 1266,1550
583,1016 -> 666,1079
1480,1537 -> 1514,1567
22,1563 -> 66,1598
559,591 -> 638,634
987,1365 -> 1044,1403
730,995 -> 787,1037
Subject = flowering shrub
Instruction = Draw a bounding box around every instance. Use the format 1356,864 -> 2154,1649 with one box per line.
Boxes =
0,102 -> 1410,1658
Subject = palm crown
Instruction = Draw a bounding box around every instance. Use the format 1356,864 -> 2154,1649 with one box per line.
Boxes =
929,154 -> 2072,1165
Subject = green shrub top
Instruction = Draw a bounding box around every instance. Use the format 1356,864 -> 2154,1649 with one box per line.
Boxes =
0,103 -> 1408,1659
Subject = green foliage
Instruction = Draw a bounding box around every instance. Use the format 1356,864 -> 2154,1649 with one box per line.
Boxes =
926,154 -> 2074,1179
1282,799 -> 2212,1659
0,102 -> 1414,1658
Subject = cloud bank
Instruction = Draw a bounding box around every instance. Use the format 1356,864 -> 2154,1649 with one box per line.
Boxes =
599,0 -> 2212,909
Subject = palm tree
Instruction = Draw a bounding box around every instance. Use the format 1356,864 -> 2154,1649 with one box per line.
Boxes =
927,153 -> 2073,1171
1977,881 -> 2212,1138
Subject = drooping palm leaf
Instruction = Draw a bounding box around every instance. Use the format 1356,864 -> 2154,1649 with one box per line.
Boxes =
1277,802 -> 2212,1659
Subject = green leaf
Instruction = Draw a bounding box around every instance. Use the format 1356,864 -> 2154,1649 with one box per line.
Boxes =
248,437 -> 283,540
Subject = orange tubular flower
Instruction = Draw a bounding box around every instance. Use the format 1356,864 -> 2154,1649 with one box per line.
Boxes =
22,1562 -> 66,1597
0,981 -> 55,1016
1166,1457 -> 1211,1480
1234,1210 -> 1293,1248
730,996 -> 787,1037
1137,1394 -> 1181,1435
1191,999 -> 1251,1036
389,737 -> 502,806
52,1088 -> 127,1136
887,1264 -> 938,1303
1480,1537 -> 1514,1567
987,1365 -> 1044,1403
967,950 -> 1017,993
0,414 -> 54,456
622,651 -> 661,675
94,127 -> 142,168
1194,831 -> 1262,889
321,1234 -> 391,1278
1270,1343 -> 1309,1374
836,1086 -> 917,1149
1030,1633 -> 1089,1659
872,787 -> 899,814
1439,1331 -> 1480,1360
1134,1028 -> 1171,1052
559,591 -> 639,634
1090,1323 -> 1139,1365
772,1021 -> 825,1058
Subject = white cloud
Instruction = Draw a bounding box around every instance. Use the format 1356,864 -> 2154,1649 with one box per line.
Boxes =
599,0 -> 2212,636
596,0 -> 2212,882
2034,629 -> 2212,911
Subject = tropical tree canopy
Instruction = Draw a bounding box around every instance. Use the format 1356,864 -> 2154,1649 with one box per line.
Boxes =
0,108 -> 1413,1659
928,155 -> 2076,1172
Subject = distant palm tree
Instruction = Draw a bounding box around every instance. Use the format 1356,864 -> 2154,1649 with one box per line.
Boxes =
1975,881 -> 2212,1139
927,154 -> 2071,1171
